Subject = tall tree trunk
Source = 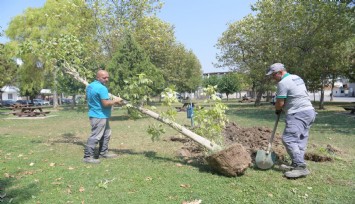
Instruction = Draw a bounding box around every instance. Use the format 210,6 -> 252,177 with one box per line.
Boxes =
319,81 -> 325,110
52,68 -> 59,108
254,90 -> 263,106
71,94 -> 76,109
330,75 -> 335,102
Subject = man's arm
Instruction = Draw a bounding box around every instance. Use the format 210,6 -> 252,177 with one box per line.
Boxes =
275,98 -> 285,112
101,97 -> 123,107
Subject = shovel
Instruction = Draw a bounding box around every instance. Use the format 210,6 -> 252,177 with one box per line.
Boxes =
255,113 -> 280,169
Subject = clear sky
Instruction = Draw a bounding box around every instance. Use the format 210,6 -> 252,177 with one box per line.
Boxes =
0,0 -> 257,73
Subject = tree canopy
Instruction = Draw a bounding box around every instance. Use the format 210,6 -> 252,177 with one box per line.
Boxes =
216,0 -> 354,107
4,0 -> 203,101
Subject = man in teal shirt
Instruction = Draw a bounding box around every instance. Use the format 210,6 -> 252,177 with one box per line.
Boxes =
266,63 -> 316,178
83,70 -> 123,164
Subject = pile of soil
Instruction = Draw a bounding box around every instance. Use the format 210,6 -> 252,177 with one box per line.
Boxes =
175,122 -> 287,162
172,122 -> 335,176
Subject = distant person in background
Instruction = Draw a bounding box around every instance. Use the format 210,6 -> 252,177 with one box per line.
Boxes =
83,70 -> 123,164
266,63 -> 316,178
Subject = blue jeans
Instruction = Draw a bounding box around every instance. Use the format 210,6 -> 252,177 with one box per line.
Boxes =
282,109 -> 316,166
84,118 -> 111,158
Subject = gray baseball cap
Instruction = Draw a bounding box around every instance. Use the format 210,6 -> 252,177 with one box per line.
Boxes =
266,63 -> 286,75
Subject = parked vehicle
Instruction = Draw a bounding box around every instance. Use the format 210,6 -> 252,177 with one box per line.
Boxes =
33,99 -> 50,106
216,93 -> 223,99
16,100 -> 34,106
1,100 -> 16,107
61,98 -> 73,104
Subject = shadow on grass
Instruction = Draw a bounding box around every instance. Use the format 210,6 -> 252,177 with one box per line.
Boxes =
110,115 -> 131,121
109,148 -> 214,175
49,132 -> 86,147
0,178 -> 39,203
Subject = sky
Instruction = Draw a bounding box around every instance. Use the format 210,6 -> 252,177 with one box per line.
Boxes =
0,0 -> 257,73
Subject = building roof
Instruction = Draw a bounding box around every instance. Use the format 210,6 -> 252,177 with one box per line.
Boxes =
1,86 -> 19,93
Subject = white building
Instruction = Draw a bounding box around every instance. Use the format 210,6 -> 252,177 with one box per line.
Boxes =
1,86 -> 20,100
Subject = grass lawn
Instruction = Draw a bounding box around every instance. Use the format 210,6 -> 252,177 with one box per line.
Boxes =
0,101 -> 354,204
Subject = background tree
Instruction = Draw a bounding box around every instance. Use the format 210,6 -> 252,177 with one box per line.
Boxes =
216,0 -> 354,108
107,33 -> 164,98
203,75 -> 220,88
85,0 -> 163,59
17,54 -> 44,101
218,73 -> 241,101
0,44 -> 17,89
216,15 -> 275,105
6,0 -> 98,107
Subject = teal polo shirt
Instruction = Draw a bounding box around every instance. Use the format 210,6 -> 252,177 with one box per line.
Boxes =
86,80 -> 111,118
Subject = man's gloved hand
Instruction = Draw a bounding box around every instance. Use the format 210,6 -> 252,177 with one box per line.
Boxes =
275,109 -> 282,115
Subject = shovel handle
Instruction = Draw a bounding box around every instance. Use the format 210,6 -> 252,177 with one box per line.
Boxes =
266,114 -> 280,152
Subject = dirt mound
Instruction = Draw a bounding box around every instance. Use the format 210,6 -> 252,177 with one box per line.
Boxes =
223,122 -> 287,160
172,122 -> 335,176
173,122 -> 287,176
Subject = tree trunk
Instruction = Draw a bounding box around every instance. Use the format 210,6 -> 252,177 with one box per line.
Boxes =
71,94 -> 76,109
254,90 -> 263,106
313,92 -> 316,103
64,67 -> 222,152
330,76 -> 335,102
319,85 -> 325,110
52,68 -> 59,108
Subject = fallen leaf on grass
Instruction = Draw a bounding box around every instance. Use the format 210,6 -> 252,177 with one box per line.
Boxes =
68,167 -> 75,170
175,163 -> 183,167
79,186 -> 85,192
268,193 -> 273,197
67,188 -> 72,194
51,182 -> 62,185
145,177 -> 153,181
4,173 -> 13,178
49,163 -> 56,167
29,162 -> 35,166
182,199 -> 202,204
23,171 -> 34,175
180,184 -> 190,188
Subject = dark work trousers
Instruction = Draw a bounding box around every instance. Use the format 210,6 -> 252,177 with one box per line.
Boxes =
84,118 -> 111,158
282,109 -> 316,166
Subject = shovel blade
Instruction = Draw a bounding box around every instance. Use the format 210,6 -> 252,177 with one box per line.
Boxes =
255,150 -> 276,169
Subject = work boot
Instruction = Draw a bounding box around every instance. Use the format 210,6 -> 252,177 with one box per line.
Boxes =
279,163 -> 296,171
99,152 -> 118,159
284,165 -> 310,178
83,156 -> 101,164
